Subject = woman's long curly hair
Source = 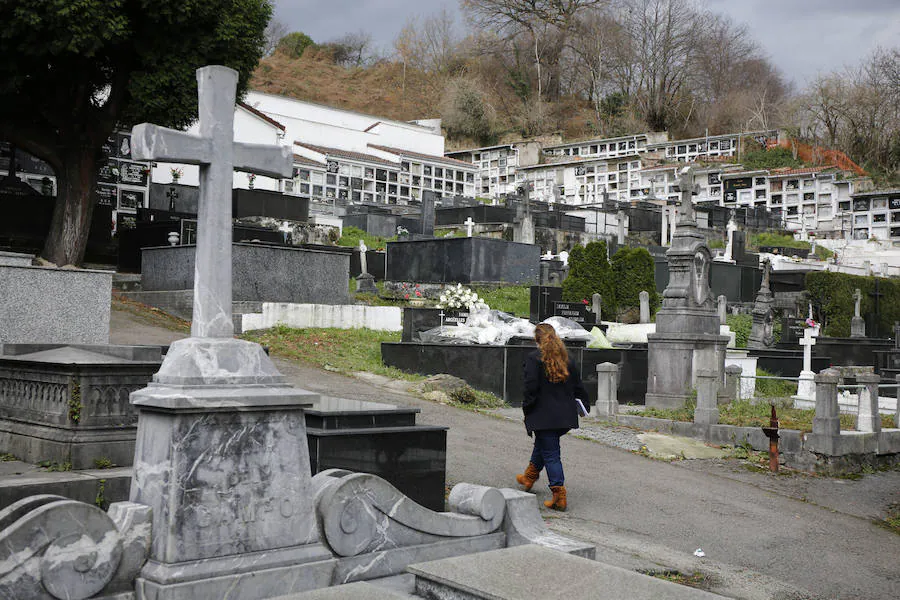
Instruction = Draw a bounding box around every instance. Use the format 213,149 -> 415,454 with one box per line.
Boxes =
534,323 -> 569,383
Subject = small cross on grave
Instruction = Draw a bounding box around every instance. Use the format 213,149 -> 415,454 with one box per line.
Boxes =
131,66 -> 292,338
166,186 -> 179,212
541,287 -> 552,319
438,309 -> 446,330
464,216 -> 475,237
869,279 -> 884,337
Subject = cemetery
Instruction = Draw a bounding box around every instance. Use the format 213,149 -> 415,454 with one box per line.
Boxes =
0,60 -> 899,599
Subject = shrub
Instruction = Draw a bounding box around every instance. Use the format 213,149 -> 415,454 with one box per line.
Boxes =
337,226 -> 393,250
562,241 -> 616,318
740,147 -> 804,171
726,314 -> 752,348
805,271 -> 900,337
611,247 -> 658,314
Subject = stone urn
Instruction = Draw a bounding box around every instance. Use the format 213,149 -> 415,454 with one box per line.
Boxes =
167,231 -> 180,246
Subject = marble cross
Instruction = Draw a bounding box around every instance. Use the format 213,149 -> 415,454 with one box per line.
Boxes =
673,166 -> 699,224
464,217 -> 475,237
131,66 -> 292,338
799,328 -> 816,373
853,288 -> 862,318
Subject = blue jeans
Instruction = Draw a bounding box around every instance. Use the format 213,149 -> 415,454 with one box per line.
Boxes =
529,429 -> 566,487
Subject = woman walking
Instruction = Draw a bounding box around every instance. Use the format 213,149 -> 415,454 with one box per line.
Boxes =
515,323 -> 589,511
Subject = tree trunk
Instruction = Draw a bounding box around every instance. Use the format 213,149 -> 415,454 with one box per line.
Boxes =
42,150 -> 98,266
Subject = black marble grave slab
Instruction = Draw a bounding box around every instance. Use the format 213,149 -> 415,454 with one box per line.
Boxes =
401,307 -> 471,342
748,348 -> 831,376
304,396 -> 447,512
381,342 -> 648,406
386,237 -> 540,285
813,337 -> 892,367
529,286 -> 562,323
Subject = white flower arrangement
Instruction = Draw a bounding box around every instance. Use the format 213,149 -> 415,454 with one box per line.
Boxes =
437,283 -> 489,310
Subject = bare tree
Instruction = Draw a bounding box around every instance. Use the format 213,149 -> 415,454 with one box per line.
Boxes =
263,18 -> 289,56
618,0 -> 700,132
324,31 -> 377,68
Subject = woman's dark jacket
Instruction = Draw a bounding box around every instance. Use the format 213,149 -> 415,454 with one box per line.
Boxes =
522,350 -> 589,432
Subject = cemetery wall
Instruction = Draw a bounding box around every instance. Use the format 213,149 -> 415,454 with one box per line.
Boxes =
386,238 -> 540,285
241,303 -> 401,333
0,265 -> 111,344
141,242 -> 351,304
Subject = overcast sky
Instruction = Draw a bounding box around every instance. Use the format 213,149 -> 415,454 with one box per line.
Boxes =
272,0 -> 900,88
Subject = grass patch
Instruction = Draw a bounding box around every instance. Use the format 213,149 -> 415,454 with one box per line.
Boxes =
631,400 -> 695,422
337,226 -> 395,250
640,570 -> 708,589
754,368 -> 797,399
0,453 -> 17,462
880,503 -> 900,535
472,285 -> 530,317
112,294 -> 191,333
749,232 -> 810,251
241,325 -> 421,380
38,460 -> 72,472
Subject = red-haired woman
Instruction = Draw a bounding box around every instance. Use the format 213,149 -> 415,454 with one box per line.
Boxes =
515,323 -> 589,511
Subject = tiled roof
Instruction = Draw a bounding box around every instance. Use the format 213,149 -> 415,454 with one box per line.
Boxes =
293,142 -> 398,167
238,102 -> 286,131
368,144 -> 475,169
769,165 -> 838,176
292,154 -> 324,168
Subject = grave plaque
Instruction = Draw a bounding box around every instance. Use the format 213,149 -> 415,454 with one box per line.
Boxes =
119,188 -> 145,210
780,318 -> 808,346
443,309 -> 469,325
529,285 -> 562,323
116,132 -> 133,159
118,160 -> 149,186
552,301 -> 591,325
95,184 -> 117,206
98,160 -> 118,184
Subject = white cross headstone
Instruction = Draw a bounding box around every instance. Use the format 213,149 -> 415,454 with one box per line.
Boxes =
793,327 -> 818,403
464,217 -> 475,237
131,66 -> 292,338
558,250 -> 569,267
799,328 -> 816,373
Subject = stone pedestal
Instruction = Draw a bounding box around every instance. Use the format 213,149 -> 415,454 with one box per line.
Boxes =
645,332 -> 728,408
793,371 -> 816,407
593,363 -> 618,419
850,316 -> 865,338
355,273 -> 377,294
130,338 -> 336,599
694,369 -> 719,425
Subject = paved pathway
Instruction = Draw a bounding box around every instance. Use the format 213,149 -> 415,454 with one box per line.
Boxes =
110,310 -> 900,600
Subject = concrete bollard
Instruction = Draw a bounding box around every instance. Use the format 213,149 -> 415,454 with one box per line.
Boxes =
812,369 -> 841,437
856,373 -> 881,433
694,369 -> 719,425
593,363 -> 618,419
724,365 -> 742,403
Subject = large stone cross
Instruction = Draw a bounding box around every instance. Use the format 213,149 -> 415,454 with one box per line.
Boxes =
131,66 -> 292,338
673,166 -> 699,225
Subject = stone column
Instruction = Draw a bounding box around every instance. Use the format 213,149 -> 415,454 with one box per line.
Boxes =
593,363 -> 618,419
639,291 -> 650,324
856,373 -> 881,433
896,374 -> 900,432
617,210 -> 626,245
812,369 -> 841,437
592,293 -> 602,323
694,369 -> 719,425
724,365 -> 742,403
660,207 -> 669,246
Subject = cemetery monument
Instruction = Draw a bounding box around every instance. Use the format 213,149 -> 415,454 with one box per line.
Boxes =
645,166 -> 729,409
0,65 -> 597,600
748,258 -> 776,349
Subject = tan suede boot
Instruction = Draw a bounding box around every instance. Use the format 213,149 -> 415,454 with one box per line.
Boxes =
544,485 -> 567,511
515,463 -> 541,491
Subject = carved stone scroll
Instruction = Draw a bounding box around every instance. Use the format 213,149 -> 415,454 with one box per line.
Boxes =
311,470 -> 505,558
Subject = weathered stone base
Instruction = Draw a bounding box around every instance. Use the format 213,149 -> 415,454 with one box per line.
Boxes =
645,332 -> 729,409
136,550 -> 337,600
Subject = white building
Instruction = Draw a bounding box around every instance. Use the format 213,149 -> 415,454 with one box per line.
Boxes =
445,142 -> 542,198
516,154 -> 643,205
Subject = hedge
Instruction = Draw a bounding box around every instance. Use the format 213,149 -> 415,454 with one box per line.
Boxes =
562,242 -> 657,320
805,271 -> 900,337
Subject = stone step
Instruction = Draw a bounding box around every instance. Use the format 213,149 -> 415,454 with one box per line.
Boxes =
408,544 -> 729,600
271,580 -> 416,599
0,461 -> 131,509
